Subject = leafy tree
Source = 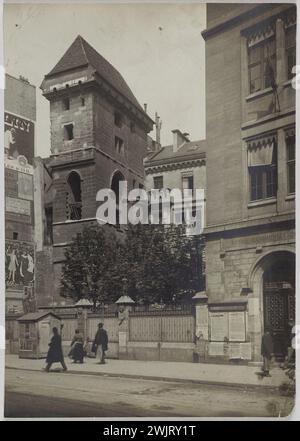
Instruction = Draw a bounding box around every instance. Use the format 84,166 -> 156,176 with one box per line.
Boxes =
61,226 -> 123,308
116,223 -> 202,304
61,223 -> 203,307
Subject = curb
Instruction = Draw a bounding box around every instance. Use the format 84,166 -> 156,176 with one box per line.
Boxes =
5,365 -> 281,392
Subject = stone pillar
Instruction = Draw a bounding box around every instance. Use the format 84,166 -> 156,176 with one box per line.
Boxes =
248,292 -> 263,363
76,307 -> 88,341
277,128 -> 288,212
276,18 -> 286,85
193,292 -> 209,361
117,305 -> 130,358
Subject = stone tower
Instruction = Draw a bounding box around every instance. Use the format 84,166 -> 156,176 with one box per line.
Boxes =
39,35 -> 153,303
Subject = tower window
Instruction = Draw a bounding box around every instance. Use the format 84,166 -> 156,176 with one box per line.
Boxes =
114,111 -> 123,128
13,232 -> 18,240
67,171 -> 82,220
63,98 -> 70,111
64,124 -> 74,141
115,136 -> 124,154
81,97 -> 85,107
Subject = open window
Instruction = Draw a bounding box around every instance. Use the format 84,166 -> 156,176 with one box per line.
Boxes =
64,123 -> 74,141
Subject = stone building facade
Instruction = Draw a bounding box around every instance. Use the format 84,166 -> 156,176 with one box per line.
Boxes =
199,4 -> 296,362
5,74 -> 36,313
37,35 -> 153,305
144,129 -> 206,290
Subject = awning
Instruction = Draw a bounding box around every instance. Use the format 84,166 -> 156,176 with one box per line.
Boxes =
247,136 -> 275,167
247,24 -> 275,48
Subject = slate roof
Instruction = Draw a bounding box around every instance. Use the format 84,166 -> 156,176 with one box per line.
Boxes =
45,35 -> 144,111
145,139 -> 206,166
17,311 -> 61,322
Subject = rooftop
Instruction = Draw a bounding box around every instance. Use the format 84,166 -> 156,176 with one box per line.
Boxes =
145,139 -> 206,167
43,35 -> 145,114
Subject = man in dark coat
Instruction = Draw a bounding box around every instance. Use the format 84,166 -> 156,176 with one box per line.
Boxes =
45,327 -> 67,372
93,323 -> 108,364
261,328 -> 273,377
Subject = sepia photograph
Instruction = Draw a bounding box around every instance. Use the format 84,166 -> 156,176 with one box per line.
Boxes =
2,0 -> 297,420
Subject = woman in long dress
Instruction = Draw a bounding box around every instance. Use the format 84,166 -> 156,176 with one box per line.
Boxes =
69,329 -> 84,363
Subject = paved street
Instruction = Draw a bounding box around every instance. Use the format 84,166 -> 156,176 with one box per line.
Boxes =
5,368 -> 293,418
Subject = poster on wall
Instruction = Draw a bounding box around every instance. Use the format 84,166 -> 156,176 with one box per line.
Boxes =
5,241 -> 34,290
4,112 -> 34,165
22,285 -> 37,313
210,312 -> 228,341
17,172 -> 33,201
228,311 -> 246,342
5,196 -> 31,217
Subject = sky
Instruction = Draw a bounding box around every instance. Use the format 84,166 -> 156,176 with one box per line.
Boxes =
4,2 -> 206,158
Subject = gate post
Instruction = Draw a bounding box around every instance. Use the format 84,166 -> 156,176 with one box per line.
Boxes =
75,299 -> 93,341
115,296 -> 135,359
193,292 -> 209,361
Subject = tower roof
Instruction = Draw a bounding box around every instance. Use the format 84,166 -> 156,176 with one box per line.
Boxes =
44,35 -> 143,111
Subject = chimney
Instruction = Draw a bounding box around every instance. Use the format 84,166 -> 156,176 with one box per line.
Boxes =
155,112 -> 162,146
144,103 -> 148,113
172,129 -> 190,152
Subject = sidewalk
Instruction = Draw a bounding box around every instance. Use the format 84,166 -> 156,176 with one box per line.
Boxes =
5,354 -> 290,390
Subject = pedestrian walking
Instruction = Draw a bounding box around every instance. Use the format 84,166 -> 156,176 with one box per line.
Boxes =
69,329 -> 84,363
44,326 -> 67,372
92,323 -> 108,364
261,328 -> 273,377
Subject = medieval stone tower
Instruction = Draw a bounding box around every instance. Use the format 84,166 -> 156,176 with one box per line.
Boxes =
39,35 -> 153,303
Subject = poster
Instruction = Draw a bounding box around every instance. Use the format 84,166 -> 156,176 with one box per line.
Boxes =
6,196 -> 31,216
4,112 -> 34,165
228,311 -> 246,342
18,172 -> 33,201
22,285 -> 37,313
5,241 -> 34,289
210,312 -> 228,341
197,307 -> 209,340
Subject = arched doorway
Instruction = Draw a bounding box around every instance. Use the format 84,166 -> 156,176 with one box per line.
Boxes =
262,251 -> 295,360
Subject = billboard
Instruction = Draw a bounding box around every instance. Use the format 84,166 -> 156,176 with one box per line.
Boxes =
4,112 -> 34,165
5,241 -> 34,290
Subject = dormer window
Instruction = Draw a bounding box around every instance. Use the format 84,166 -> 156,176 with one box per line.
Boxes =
130,122 -> 136,133
114,111 -> 122,128
64,123 -> 74,141
81,97 -> 85,107
63,98 -> 70,111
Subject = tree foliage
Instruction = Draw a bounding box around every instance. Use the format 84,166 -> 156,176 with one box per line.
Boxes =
61,224 -> 203,306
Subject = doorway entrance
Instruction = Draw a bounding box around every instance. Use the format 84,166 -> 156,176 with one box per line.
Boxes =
263,252 -> 295,361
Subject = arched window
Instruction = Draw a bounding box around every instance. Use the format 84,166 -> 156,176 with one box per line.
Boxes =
111,171 -> 125,226
67,171 -> 82,220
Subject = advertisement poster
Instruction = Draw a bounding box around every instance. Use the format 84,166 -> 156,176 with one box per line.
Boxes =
4,112 -> 34,165
5,241 -> 34,289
